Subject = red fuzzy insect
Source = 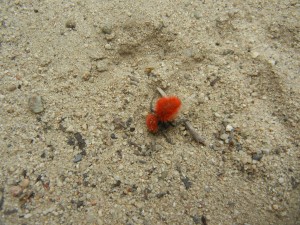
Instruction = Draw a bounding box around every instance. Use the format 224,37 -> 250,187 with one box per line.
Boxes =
146,96 -> 181,133
146,113 -> 159,133
155,96 -> 181,122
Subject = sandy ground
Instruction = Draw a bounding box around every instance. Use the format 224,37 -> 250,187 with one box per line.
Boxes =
0,0 -> 299,224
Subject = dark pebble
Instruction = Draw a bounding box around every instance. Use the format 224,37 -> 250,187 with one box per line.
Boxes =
67,136 -> 76,146
76,200 -> 84,208
252,152 -> 263,161
156,191 -> 169,198
181,176 -> 192,190
111,133 -> 117,139
126,117 -> 133,127
65,19 -> 76,29
40,152 -> 46,158
112,180 -> 121,188
74,132 -> 86,150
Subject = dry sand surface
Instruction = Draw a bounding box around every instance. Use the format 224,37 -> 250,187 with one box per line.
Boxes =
0,0 -> 299,224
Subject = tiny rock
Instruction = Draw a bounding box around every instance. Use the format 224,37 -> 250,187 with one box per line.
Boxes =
101,24 -> 112,34
226,124 -> 234,132
272,204 -> 279,210
28,95 -> 44,113
252,152 -> 263,161
104,43 -> 112,50
214,112 -> 221,118
251,51 -> 260,59
193,11 -> 201,19
220,133 -> 229,141
73,154 -> 83,163
24,213 -> 32,219
278,177 -> 284,184
96,60 -> 108,72
65,19 -> 76,29
10,186 -> 22,197
7,84 -> 17,92
19,178 -> 30,189
82,72 -> 91,81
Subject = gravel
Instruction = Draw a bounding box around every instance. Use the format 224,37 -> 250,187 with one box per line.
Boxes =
28,95 -> 44,113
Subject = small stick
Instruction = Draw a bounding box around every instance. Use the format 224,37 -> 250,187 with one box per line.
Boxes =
184,120 -> 206,146
156,87 -> 167,97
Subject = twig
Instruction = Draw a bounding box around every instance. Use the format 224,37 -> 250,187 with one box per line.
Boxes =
184,120 -> 206,146
156,87 -> 167,97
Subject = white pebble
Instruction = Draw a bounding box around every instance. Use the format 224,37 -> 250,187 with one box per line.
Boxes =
214,112 -> 221,118
220,133 -> 229,140
272,204 -> 279,210
104,44 -> 112,50
278,177 -> 284,184
24,213 -> 32,219
251,51 -> 260,58
226,125 -> 234,132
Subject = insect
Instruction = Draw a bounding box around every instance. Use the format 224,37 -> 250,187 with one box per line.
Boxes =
146,96 -> 181,133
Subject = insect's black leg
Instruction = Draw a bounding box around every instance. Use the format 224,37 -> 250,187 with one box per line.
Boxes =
161,131 -> 173,144
150,95 -> 156,113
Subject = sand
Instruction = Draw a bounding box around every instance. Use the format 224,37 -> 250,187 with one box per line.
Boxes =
0,0 -> 299,224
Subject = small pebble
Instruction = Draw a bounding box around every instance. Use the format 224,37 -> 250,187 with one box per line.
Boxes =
96,60 -> 108,72
104,43 -> 112,50
226,124 -> 234,132
268,59 -> 276,66
7,108 -> 14,113
252,152 -> 263,161
66,125 -> 74,133
251,51 -> 260,59
7,84 -> 17,92
101,24 -> 112,34
214,112 -> 221,118
280,211 -> 287,217
251,92 -> 258,97
24,213 -> 32,219
82,72 -> 91,81
262,149 -> 270,154
28,95 -> 44,113
110,133 -> 117,139
193,11 -> 201,19
272,204 -> 279,210
278,177 -> 284,184
19,178 -> 30,189
220,133 -> 229,141
105,33 -> 115,41
10,186 -> 22,197
73,154 -> 83,163
65,19 -> 76,29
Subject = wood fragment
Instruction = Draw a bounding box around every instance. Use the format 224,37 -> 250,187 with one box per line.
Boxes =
184,120 -> 206,146
156,87 -> 167,97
